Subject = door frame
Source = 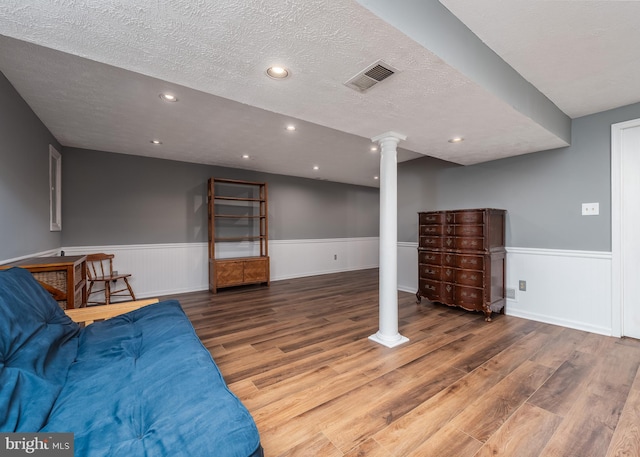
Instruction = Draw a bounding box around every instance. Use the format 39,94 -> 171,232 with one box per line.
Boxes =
611,117 -> 640,337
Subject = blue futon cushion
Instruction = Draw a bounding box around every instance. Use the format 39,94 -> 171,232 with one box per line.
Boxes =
42,300 -> 262,457
0,267 -> 80,432
1,268 -> 261,456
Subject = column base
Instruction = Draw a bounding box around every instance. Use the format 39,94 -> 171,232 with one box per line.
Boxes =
368,331 -> 410,348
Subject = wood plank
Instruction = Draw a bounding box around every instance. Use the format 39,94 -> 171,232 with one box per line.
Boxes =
475,403 -> 562,457
606,366 -> 640,457
528,350 -> 597,416
372,367 -> 504,456
406,422 -> 482,457
451,360 -> 555,443
539,340 -> 640,457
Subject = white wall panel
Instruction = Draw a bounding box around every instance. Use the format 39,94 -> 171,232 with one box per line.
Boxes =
269,238 -> 379,280
62,237 -> 379,298
505,247 -> 612,335
398,242 -> 418,294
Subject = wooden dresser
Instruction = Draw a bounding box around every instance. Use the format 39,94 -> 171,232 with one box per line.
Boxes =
0,255 -> 87,309
416,209 -> 506,321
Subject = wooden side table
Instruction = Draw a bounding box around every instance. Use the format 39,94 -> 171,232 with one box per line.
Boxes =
0,256 -> 88,309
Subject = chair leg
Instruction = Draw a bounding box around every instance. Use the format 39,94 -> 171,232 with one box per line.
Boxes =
87,281 -> 94,302
105,281 -> 111,306
124,278 -> 136,301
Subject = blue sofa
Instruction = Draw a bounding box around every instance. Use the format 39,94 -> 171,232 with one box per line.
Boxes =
0,267 -> 263,457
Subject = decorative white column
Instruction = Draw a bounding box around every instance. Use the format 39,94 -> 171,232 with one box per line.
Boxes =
369,131 -> 409,348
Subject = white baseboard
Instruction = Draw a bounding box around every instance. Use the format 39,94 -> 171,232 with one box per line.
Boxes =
397,243 -> 613,336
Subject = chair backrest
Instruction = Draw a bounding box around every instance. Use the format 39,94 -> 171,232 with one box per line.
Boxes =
86,253 -> 114,280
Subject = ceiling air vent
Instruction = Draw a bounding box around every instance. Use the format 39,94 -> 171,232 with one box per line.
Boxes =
344,60 -> 398,93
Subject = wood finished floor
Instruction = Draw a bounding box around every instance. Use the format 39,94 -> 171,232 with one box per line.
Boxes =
163,269 -> 640,457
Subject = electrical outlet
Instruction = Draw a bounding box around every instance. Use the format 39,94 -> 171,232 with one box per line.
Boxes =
506,288 -> 516,299
582,202 -> 599,216
519,280 -> 527,291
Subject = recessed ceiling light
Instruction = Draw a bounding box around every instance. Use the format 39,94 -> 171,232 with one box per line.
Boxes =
313,165 -> 319,171
286,125 -> 296,131
374,176 -> 379,180
150,139 -> 162,145
242,154 -> 250,159
159,93 -> 178,102
448,137 -> 464,143
370,146 -> 378,152
266,66 -> 290,79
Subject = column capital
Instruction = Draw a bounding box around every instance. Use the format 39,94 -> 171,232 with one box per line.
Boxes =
371,131 -> 407,144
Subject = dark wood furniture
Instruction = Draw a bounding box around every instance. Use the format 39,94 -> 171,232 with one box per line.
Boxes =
208,178 -> 270,293
86,253 -> 136,305
0,255 -> 87,309
416,208 -> 506,321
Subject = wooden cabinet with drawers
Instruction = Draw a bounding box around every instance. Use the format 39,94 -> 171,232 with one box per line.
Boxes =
416,209 -> 506,321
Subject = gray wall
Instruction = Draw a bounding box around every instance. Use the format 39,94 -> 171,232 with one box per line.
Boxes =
61,147 -> 379,246
399,101 -> 640,251
0,72 -> 62,261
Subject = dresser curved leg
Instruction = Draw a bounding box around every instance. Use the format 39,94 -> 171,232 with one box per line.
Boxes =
416,291 -> 422,304
484,309 -> 492,322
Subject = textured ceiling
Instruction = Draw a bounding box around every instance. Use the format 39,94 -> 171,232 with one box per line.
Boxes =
0,1 -> 638,187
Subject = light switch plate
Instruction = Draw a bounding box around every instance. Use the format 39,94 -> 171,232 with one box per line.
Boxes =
582,202 -> 599,216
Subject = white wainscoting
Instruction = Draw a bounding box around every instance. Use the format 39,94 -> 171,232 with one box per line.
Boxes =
269,237 -> 379,280
398,242 -> 419,294
63,243 -> 209,299
505,247 -> 612,336
397,243 -> 614,336
61,237 -> 379,299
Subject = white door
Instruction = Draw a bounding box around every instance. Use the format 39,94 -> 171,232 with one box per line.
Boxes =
615,120 -> 640,338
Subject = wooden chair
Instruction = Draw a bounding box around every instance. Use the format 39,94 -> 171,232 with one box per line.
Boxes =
86,253 -> 136,305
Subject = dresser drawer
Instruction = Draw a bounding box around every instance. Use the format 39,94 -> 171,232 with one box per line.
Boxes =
423,237 -> 457,250
455,270 -> 484,287
454,210 -> 485,224
419,265 -> 441,280
454,286 -> 485,310
419,251 -> 441,264
455,254 -> 485,270
419,251 -> 457,266
420,224 -> 445,236
455,237 -> 485,251
419,265 -> 456,282
454,225 -> 484,237
419,279 -> 453,303
419,212 -> 446,225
